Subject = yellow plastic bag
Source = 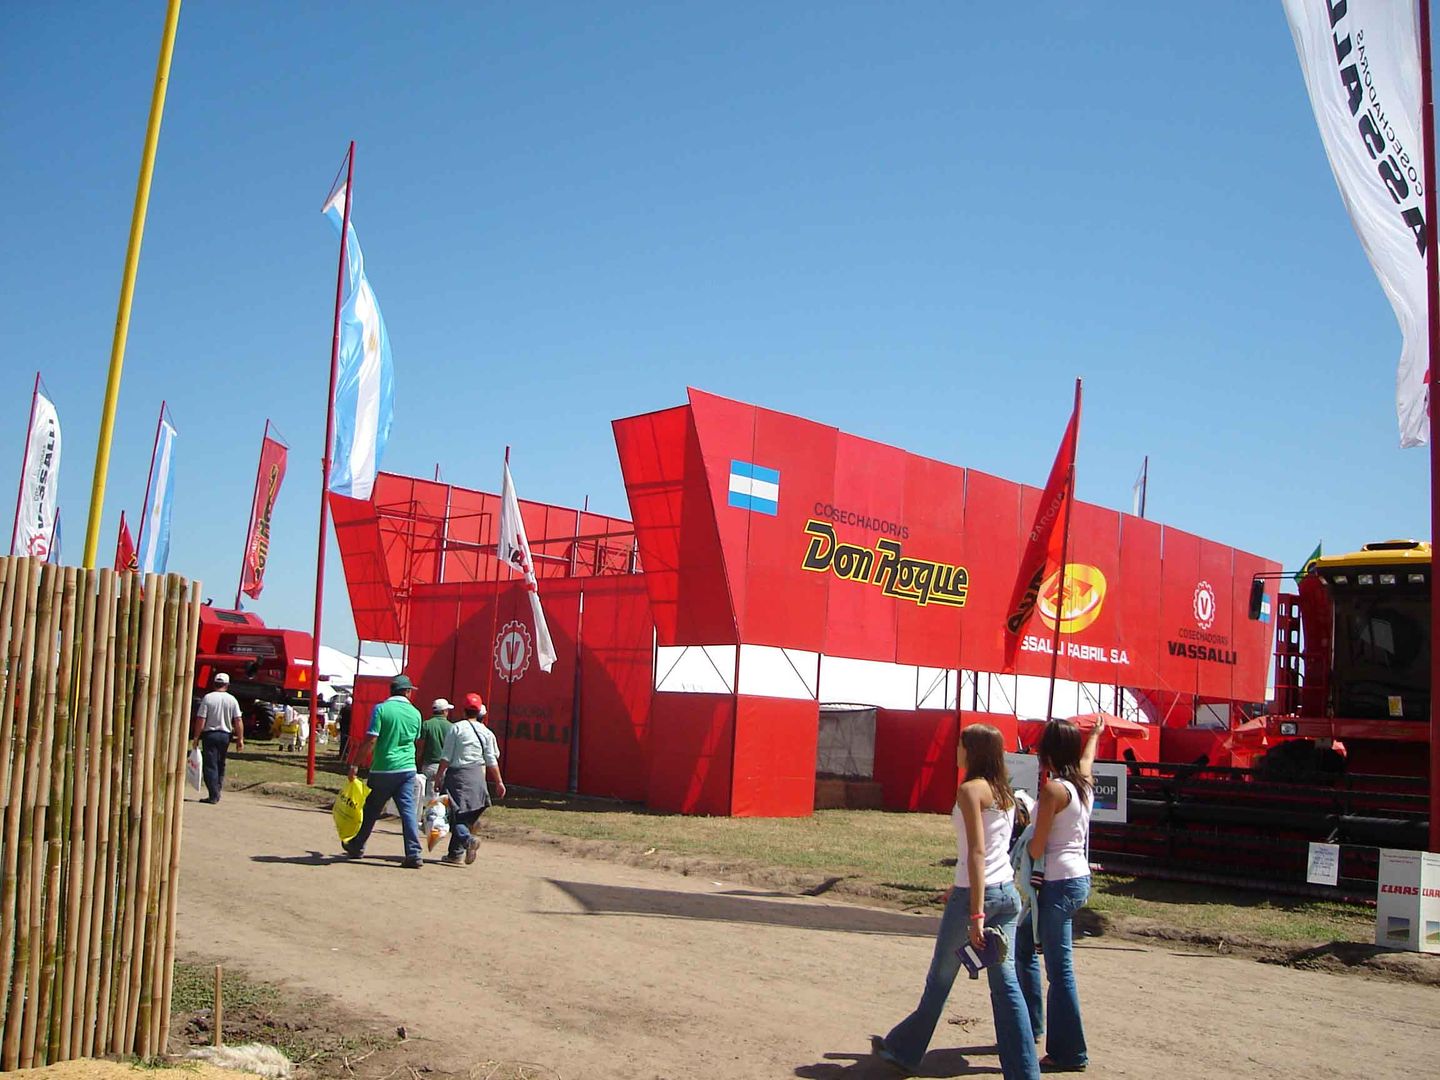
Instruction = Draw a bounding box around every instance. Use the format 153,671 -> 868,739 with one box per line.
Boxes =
333,776 -> 369,843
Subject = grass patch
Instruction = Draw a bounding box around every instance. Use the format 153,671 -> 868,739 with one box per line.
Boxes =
169,960 -> 382,1065
224,742 -> 350,799
170,962 -> 281,1014
221,750 -> 1376,947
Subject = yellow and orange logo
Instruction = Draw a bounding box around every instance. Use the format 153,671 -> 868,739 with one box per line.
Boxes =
1036,564 -> 1107,634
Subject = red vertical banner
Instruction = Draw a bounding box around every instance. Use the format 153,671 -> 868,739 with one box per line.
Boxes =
1003,385 -> 1081,672
241,434 -> 288,599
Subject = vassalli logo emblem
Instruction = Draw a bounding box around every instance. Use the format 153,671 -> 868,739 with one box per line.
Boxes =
1036,564 -> 1107,634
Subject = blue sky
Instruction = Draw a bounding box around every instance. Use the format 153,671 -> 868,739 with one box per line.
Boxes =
0,2 -> 1429,652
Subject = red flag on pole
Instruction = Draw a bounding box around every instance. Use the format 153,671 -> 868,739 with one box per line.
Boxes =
114,511 -> 138,572
1003,381 -> 1082,673
240,428 -> 288,601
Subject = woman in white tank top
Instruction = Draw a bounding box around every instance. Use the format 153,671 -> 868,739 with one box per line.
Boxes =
1017,717 -> 1103,1072
874,725 -> 1039,1080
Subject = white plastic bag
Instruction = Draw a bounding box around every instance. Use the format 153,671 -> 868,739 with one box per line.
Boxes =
186,748 -> 202,792
423,794 -> 451,851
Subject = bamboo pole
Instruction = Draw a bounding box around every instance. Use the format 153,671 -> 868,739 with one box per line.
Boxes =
0,557 -> 38,1022
78,576 -> 115,1059
156,582 -> 201,1054
136,575 -> 180,1056
83,571 -> 123,1057
0,558 -> 29,807
149,577 -> 189,1053
111,576 -> 155,1053
211,964 -> 222,1048
15,566 -> 62,1068
4,565 -> 57,1068
95,572 -> 137,1055
0,558 -> 17,801
34,567 -> 78,1065
59,568 -> 98,1059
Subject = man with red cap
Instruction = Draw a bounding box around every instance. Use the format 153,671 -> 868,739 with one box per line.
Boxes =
432,692 -> 505,865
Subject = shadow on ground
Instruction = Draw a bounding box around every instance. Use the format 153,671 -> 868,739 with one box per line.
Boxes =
545,879 -> 941,938
794,1045 -> 1001,1078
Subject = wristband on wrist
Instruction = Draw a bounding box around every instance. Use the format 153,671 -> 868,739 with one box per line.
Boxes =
969,913 -> 985,922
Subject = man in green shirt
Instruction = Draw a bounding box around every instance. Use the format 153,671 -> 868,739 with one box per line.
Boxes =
420,697 -> 454,802
343,674 -> 425,868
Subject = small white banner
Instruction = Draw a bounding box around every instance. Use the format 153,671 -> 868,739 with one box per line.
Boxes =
1281,0 -> 1429,446
1306,841 -> 1340,887
15,389 -> 61,559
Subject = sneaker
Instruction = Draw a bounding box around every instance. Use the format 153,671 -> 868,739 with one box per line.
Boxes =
198,797 -> 216,804
341,841 -> 363,859
464,836 -> 481,865
401,857 -> 423,869
439,853 -> 463,865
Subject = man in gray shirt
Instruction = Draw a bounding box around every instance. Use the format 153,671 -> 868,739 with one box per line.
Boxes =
191,672 -> 243,803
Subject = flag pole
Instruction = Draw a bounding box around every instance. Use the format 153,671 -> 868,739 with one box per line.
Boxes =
9,371 -> 40,556
484,447 -> 511,707
308,141 -> 355,787
1418,0 -> 1440,853
82,0 -> 183,569
1045,378 -> 1082,723
234,419 -> 270,609
1139,454 -> 1148,519
134,401 -> 167,563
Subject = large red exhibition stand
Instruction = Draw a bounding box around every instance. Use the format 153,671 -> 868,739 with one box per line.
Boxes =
331,387 -> 1280,817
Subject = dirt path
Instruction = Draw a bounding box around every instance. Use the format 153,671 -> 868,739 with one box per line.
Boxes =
176,792 -> 1438,1080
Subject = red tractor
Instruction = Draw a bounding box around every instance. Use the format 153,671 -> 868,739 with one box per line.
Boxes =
192,606 -> 316,739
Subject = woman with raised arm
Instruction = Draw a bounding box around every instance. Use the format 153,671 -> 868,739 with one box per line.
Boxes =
873,724 -> 1038,1080
1016,716 -> 1103,1072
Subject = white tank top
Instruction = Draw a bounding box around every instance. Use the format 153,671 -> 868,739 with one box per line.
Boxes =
1044,778 -> 1092,881
952,797 -> 1016,887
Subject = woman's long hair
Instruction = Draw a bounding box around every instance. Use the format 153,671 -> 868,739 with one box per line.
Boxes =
1037,719 -> 1093,801
960,723 -> 1014,811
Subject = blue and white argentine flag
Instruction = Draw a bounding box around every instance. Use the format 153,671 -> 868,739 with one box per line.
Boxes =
727,459 -> 780,515
323,184 -> 395,501
139,413 -> 177,575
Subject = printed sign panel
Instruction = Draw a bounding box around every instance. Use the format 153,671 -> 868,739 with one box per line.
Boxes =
1307,842 -> 1340,887
1090,762 -> 1128,824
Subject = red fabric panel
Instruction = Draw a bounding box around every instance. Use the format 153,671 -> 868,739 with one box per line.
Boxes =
1116,515 -> 1164,698
957,471 -> 1023,674
405,584 -> 463,703
330,493 -> 403,642
1231,549 -> 1282,702
1156,527 -> 1202,696
1051,501 -> 1123,685
686,389 -> 758,637
613,405 -> 736,645
1010,487 -> 1056,679
894,455 -> 966,669
490,581 -> 579,793
820,434 -> 906,661
738,407 -> 837,650
730,697 -> 819,817
350,675 -> 392,746
961,710 -> 1021,753
577,579 -> 655,802
645,694 -> 734,815
1196,541 -> 1237,700
442,487 -> 492,584
874,709 -> 959,813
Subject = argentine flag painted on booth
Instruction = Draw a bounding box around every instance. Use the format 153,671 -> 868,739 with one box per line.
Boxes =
727,459 -> 779,515
323,185 -> 395,501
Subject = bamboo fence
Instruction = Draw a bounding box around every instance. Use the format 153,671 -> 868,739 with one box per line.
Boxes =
0,557 -> 202,1068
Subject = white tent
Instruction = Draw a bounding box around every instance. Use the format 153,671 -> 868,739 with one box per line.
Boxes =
315,645 -> 402,700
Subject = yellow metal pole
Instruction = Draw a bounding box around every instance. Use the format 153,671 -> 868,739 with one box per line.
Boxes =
82,0 -> 183,569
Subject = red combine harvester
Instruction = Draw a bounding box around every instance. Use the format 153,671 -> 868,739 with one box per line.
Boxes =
1090,541 -> 1430,896
192,607 -> 316,738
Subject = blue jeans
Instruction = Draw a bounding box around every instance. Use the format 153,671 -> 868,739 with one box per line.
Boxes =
349,770 -> 422,862
200,730 -> 231,801
1015,875 -> 1090,1067
882,881 -> 1039,1080
446,808 -> 485,857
